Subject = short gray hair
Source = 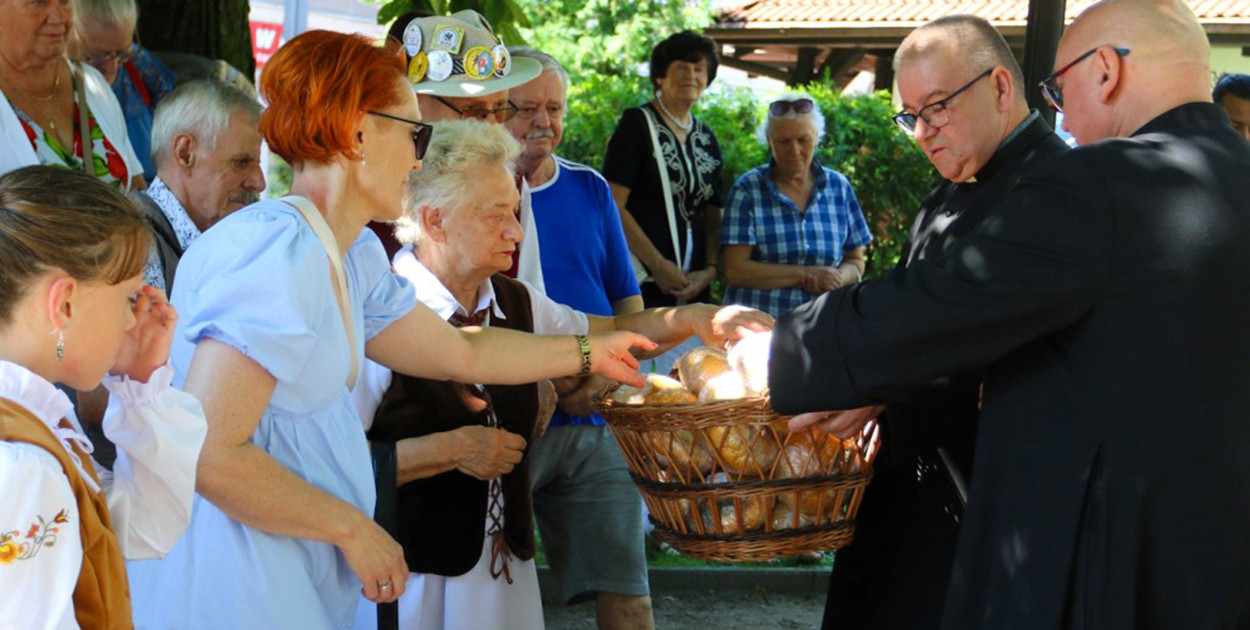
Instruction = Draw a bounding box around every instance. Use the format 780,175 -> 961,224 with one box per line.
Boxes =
397,119 -> 522,245
151,80 -> 262,168
508,46 -> 570,95
759,92 -> 825,146
895,15 -> 1025,95
72,0 -> 137,30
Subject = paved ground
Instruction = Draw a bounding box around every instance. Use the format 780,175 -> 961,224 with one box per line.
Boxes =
543,586 -> 825,629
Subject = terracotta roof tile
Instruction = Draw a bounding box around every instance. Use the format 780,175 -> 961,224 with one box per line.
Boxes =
717,0 -> 1250,26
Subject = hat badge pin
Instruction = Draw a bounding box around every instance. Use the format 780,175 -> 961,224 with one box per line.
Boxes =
433,25 -> 464,55
401,21 -> 423,58
426,50 -> 454,82
491,44 -> 511,77
463,46 -> 494,81
407,51 -> 429,84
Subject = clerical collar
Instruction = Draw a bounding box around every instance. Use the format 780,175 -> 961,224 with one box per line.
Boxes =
969,110 -> 1045,184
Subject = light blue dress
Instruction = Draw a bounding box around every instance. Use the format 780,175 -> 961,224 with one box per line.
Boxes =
126,200 -> 416,629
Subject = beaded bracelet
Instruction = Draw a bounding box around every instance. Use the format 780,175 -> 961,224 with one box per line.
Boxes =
575,334 -> 592,376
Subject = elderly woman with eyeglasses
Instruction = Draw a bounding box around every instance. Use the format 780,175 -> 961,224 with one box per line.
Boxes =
721,93 -> 872,318
70,0 -> 176,183
0,0 -> 143,189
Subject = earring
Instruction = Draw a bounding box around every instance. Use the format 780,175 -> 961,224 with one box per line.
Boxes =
53,329 -> 64,362
361,151 -> 367,167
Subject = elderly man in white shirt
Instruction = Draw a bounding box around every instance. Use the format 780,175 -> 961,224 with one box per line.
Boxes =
351,119 -> 770,630
139,79 -> 264,295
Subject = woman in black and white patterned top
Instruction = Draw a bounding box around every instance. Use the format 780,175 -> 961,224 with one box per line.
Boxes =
603,31 -> 724,307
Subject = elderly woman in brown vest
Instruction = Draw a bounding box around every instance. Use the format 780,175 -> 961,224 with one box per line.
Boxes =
0,166 -> 204,628
351,119 -> 771,630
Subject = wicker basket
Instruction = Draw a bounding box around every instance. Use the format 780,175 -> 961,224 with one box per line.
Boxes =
599,395 -> 880,562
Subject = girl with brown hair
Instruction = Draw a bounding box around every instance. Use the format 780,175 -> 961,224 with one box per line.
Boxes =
0,165 -> 205,629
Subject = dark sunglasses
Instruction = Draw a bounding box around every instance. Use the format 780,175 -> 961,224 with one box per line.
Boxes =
431,95 -> 520,123
770,98 -> 815,116
1039,46 -> 1130,112
366,110 -> 434,160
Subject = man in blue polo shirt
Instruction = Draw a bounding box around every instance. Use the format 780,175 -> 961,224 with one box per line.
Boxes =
506,47 -> 653,630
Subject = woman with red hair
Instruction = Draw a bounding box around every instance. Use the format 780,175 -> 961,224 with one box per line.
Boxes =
126,30 -> 653,629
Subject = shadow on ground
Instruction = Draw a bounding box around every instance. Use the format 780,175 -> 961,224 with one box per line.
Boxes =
543,588 -> 824,629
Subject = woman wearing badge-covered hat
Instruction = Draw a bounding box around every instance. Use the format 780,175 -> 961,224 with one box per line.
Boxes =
124,29 -> 654,630
721,93 -> 872,318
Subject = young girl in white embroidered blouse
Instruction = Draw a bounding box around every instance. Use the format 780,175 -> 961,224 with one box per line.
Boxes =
0,166 -> 205,630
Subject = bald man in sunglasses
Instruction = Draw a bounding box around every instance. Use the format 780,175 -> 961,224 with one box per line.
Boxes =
806,14 -> 1067,630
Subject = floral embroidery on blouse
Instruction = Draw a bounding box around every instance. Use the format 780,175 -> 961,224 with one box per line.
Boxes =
12,100 -> 129,188
0,509 -> 69,564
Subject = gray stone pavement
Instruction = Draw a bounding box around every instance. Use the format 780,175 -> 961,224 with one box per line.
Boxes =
540,567 -> 828,630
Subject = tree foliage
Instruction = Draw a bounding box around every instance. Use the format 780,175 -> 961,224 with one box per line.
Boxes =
136,0 -> 255,76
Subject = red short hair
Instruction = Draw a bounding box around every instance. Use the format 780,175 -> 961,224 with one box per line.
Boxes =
260,30 -> 406,164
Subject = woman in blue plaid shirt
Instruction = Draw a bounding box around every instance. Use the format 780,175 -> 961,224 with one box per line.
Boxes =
721,93 -> 872,318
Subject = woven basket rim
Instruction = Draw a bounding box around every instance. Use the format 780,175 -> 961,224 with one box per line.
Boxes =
632,471 -> 873,496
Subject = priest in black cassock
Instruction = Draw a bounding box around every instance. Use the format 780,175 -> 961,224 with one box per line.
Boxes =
773,2 -> 1250,629
813,16 -> 1069,630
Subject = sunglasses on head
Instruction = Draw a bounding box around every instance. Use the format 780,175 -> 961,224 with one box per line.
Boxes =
770,98 -> 815,116
366,110 -> 434,160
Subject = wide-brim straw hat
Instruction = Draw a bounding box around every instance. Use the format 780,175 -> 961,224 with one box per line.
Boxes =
394,9 -> 542,98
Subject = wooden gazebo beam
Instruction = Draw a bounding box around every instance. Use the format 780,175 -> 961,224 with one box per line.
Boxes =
1023,0 -> 1067,126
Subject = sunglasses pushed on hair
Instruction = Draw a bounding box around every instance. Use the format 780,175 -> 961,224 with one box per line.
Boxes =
770,98 -> 815,116
367,111 -> 434,160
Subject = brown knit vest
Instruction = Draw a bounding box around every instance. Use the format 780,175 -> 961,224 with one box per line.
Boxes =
367,274 -> 539,576
0,397 -> 133,630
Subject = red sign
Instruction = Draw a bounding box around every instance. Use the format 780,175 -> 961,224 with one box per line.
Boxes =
250,21 -> 283,68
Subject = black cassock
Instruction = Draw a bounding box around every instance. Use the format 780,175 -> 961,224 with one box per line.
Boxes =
820,114 -> 1068,630
772,103 -> 1250,630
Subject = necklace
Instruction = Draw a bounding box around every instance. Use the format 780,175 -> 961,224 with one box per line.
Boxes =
655,91 -> 693,131
1,63 -> 61,104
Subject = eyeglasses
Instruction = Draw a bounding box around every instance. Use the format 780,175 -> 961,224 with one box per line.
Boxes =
770,98 -> 814,116
83,42 -> 137,67
431,95 -> 519,122
366,110 -> 434,160
513,103 -> 565,120
1039,46 -> 1130,112
892,68 -> 993,135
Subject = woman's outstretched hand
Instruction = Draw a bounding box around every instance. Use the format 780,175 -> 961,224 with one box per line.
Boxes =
586,331 -> 656,387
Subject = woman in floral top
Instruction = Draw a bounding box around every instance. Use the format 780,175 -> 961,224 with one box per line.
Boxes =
0,0 -> 143,189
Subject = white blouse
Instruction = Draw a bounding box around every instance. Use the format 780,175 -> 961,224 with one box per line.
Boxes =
0,360 -> 206,630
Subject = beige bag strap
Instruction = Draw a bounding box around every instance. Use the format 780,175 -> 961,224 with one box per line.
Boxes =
72,62 -> 92,177
280,195 -> 359,390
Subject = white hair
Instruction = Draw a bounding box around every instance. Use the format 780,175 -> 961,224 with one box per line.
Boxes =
150,80 -> 262,168
758,91 -> 825,146
508,46 -> 570,96
72,0 -> 137,29
396,119 -> 522,245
